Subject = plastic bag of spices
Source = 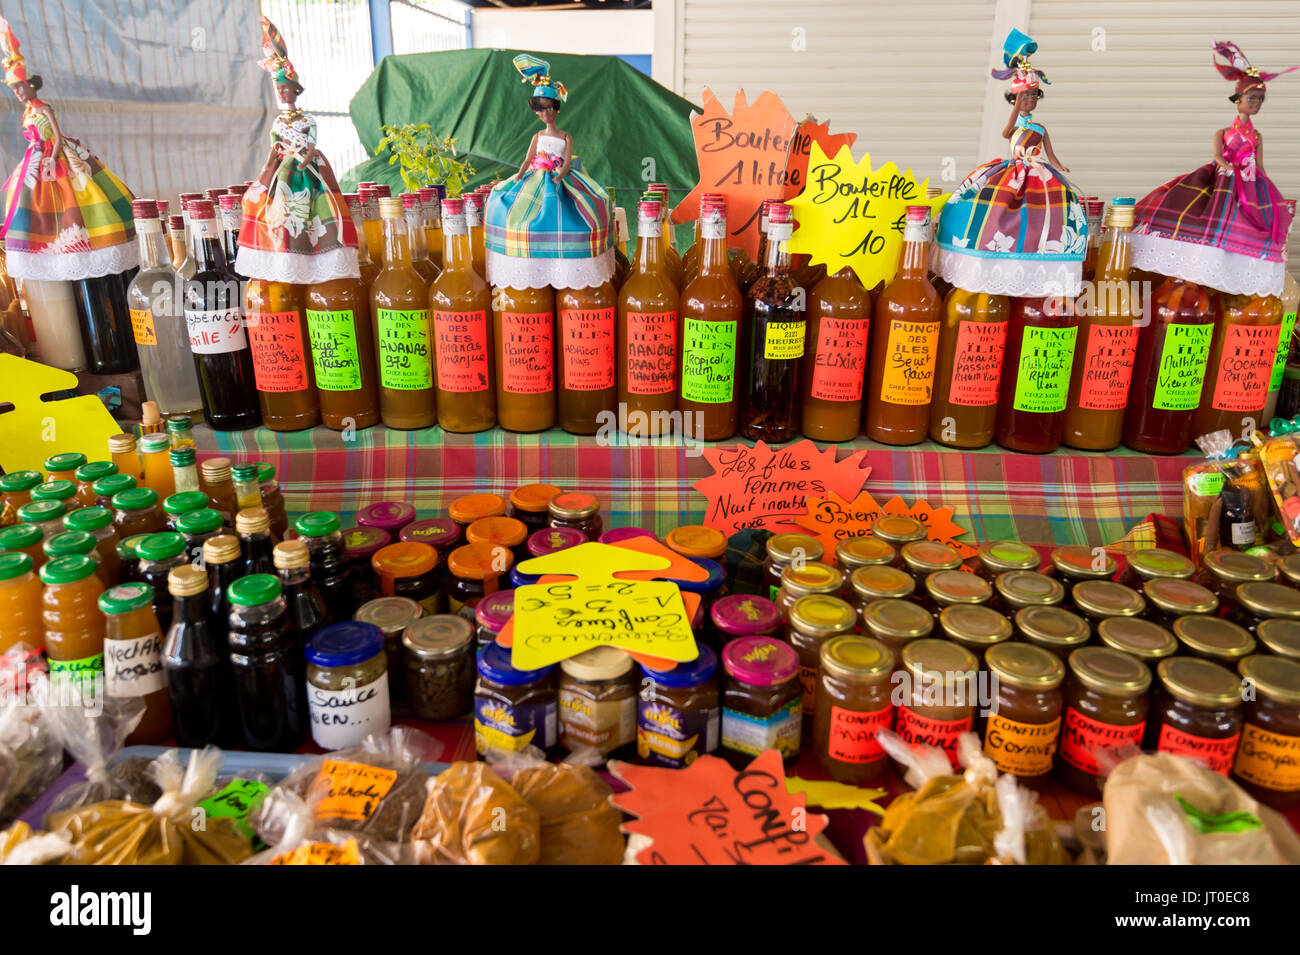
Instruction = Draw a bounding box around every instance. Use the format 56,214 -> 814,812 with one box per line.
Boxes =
39,695 -> 150,817
409,761 -> 540,865
0,651 -> 64,826
0,821 -> 72,865
243,787 -> 401,865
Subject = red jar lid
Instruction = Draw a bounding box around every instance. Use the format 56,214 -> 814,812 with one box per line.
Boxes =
722,637 -> 798,686
356,501 -> 416,533
527,527 -> 586,557
711,594 -> 781,637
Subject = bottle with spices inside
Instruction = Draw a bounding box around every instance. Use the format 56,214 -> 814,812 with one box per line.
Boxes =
719,636 -> 803,768
894,638 -> 978,770
492,284 -> 556,433
403,614 -> 475,721
232,464 -> 264,516
558,646 -> 638,761
994,293 -> 1080,454
304,622 -> 391,751
928,288 -> 1009,448
866,206 -> 941,445
679,196 -> 742,441
373,196 -> 435,429
1055,646 -> 1151,795
226,574 -> 305,752
305,269 -> 382,431
618,199 -> 680,437
162,564 -> 235,747
800,267 -> 871,442
1194,292 -> 1282,441
740,201 -> 804,442
244,274 -> 320,431
1232,654 -> 1300,809
1150,656 -> 1243,776
982,641 -> 1064,788
98,582 -> 171,744
431,198 -> 496,432
474,642 -> 558,758
814,635 -> 895,784
637,647 -> 720,768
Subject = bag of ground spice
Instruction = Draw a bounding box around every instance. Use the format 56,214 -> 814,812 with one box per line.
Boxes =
243,787 -> 403,865
409,761 -> 540,865
39,696 -> 151,819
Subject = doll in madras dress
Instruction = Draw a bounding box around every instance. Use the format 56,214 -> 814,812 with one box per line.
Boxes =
0,17 -> 136,281
484,55 -> 614,290
1130,42 -> 1296,298
235,16 -> 358,284
935,29 -> 1088,298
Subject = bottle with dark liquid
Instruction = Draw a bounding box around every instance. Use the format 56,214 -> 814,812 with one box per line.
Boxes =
294,511 -> 354,623
72,270 -> 138,375
994,295 -> 1080,454
202,534 -> 241,646
226,574 -> 304,752
162,564 -> 236,747
275,539 -> 332,665
679,196 -> 742,441
619,198 -> 680,437
305,267 -> 382,430
740,201 -> 804,442
218,195 -> 244,280
236,507 -> 276,576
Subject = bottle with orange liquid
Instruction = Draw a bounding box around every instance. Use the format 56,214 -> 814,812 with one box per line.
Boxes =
619,198 -> 680,437
402,192 -> 439,287
927,288 -> 1009,448
420,185 -> 445,271
0,552 -> 43,654
42,554 -> 106,696
99,582 -> 172,743
1193,292 -> 1283,442
345,193 -> 380,289
800,267 -> 871,442
373,196 -> 436,430
465,192 -> 487,282
431,198 -> 496,432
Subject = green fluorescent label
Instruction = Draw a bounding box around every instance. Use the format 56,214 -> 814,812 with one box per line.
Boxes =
1153,323 -> 1213,411
48,653 -> 105,690
1269,311 -> 1297,393
681,317 -> 737,404
375,308 -> 432,391
1012,326 -> 1077,414
306,309 -> 363,391
198,778 -> 270,844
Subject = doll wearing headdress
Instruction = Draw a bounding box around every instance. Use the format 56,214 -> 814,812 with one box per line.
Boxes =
483,55 -> 614,289
0,16 -> 137,281
935,30 -> 1088,298
1129,41 -> 1296,298
235,16 -> 358,284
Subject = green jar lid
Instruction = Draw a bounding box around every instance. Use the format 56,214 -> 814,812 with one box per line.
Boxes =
232,463 -> 260,483
169,446 -> 197,467
0,523 -> 43,551
136,532 -> 186,561
74,461 -> 117,484
65,506 -> 113,533
17,500 -> 65,523
44,452 -> 87,473
0,469 -> 43,493
165,415 -> 192,433
32,480 -> 77,502
43,530 -> 97,558
0,552 -> 34,581
176,508 -> 223,536
97,581 -> 154,615
39,554 -> 98,585
257,462 -> 276,482
295,511 -> 341,537
117,534 -> 151,561
93,473 -> 136,498
113,487 -> 159,511
163,490 -> 209,516
228,573 -> 283,607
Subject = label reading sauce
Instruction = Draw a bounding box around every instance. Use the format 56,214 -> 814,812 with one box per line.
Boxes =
879,319 -> 939,406
1058,708 -> 1146,776
129,307 -> 157,347
375,308 -> 432,391
1153,322 -> 1213,410
763,320 -> 806,361
561,307 -> 616,391
637,699 -> 719,769
185,307 -> 247,355
434,309 -> 491,393
721,700 -> 801,759
246,309 -> 309,392
626,311 -> 678,395
827,704 -> 892,764
1270,311 -> 1298,392
810,317 -> 869,402
1212,322 -> 1281,412
313,759 -> 399,822
1157,724 -> 1241,776
103,632 -> 165,698
681,318 -> 737,404
948,320 -> 1008,406
307,674 -> 391,750
500,311 -> 554,394
1077,324 -> 1140,410
894,705 -> 971,769
1012,326 -> 1078,414
305,309 -> 362,391
1232,723 -> 1300,792
984,713 -> 1062,776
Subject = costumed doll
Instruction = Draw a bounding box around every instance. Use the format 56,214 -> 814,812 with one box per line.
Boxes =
1130,41 -> 1295,297
935,29 -> 1088,297
484,55 -> 614,289
235,16 -> 358,284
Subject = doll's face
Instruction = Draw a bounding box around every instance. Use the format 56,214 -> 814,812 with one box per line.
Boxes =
1239,89 -> 1265,115
276,83 -> 299,107
533,103 -> 557,124
1015,89 -> 1037,113
7,81 -> 32,102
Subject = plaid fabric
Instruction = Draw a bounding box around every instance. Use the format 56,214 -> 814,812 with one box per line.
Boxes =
484,154 -> 612,259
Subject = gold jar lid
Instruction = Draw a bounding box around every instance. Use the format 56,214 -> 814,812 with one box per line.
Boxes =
1203,549 -> 1274,584
1126,548 -> 1196,581
1279,554 -> 1300,586
1015,606 -> 1091,650
1050,545 -> 1117,580
1097,617 -> 1177,661
872,515 -> 926,546
1072,580 -> 1145,618
996,570 -> 1064,608
107,433 -> 137,454
901,540 -> 962,574
985,642 -> 1064,690
201,533 -> 241,565
1236,582 -> 1300,620
780,561 -> 843,598
851,566 -> 915,602
200,456 -> 232,483
235,507 -> 271,535
356,595 -> 424,635
167,563 -> 208,597
1172,615 -> 1255,662
1238,654 -> 1300,705
765,532 -> 824,564
901,637 -> 978,685
789,594 -> 857,638
835,536 -> 895,570
863,598 -> 933,641
273,539 -> 310,570
1156,657 -> 1241,708
939,604 -> 1012,647
402,614 -> 473,660
820,635 -> 894,682
1143,578 -> 1218,615
561,645 -> 633,681
1256,618 -> 1300,660
1067,646 -> 1151,696
978,540 -> 1041,574
926,569 -> 992,605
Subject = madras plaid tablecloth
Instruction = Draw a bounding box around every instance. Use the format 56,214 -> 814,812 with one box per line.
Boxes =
193,426 -> 1194,547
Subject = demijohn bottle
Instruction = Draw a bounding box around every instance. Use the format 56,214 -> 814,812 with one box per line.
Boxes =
557,279 -> 618,435
619,198 -> 680,437
928,287 -> 1008,448
305,269 -> 381,431
244,275 -> 321,432
993,293 -> 1080,454
431,198 -> 496,432
800,266 -> 871,442
493,283 -> 556,433
679,195 -> 742,441
372,196 -> 436,430
1193,292 -> 1283,442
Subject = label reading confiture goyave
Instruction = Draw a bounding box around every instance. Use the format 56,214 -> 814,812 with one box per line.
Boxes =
434,309 -> 491,393
626,311 -> 678,395
810,317 -> 869,402
246,310 -> 309,392
1012,326 -> 1078,414
1152,322 -> 1213,410
305,309 -> 363,391
947,320 -> 1007,406
1212,323 -> 1281,412
561,308 -> 616,391
499,311 -> 554,394
681,318 -> 736,404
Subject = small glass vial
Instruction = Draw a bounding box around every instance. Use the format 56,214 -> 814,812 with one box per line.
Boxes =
305,621 -> 392,750
108,432 -> 142,481
1014,605 -> 1091,663
983,642 -> 1065,789
1172,615 -> 1256,666
165,413 -> 196,449
231,463 -> 264,514
813,635 -> 895,784
173,508 -> 223,565
169,446 -> 201,494
403,614 -> 475,721
235,507 -> 276,577
137,433 -> 175,499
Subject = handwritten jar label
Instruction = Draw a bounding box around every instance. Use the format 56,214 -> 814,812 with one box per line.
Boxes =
129,307 -> 157,347
1058,708 -> 1146,776
1212,323 -> 1281,412
307,675 -> 392,751
561,307 -> 616,391
626,310 -> 678,395
827,704 -> 892,764
48,653 -> 105,691
499,311 -> 554,394
1153,322 -> 1213,410
810,317 -> 869,402
1012,325 -> 1077,414
185,307 -> 247,355
104,632 -> 165,698
637,699 -> 719,769
762,319 -> 806,361
879,319 -> 938,406
474,696 -> 557,754
1157,724 -> 1240,776
948,319 -> 1007,407
434,309 -> 491,393
559,688 -> 636,753
895,705 -> 971,769
681,318 -> 737,404
721,699 -> 801,759
1232,723 -> 1300,792
271,839 -> 361,866
1076,324 -> 1140,411
246,309 -> 309,393
983,713 -> 1061,776
375,307 -> 432,391
305,309 -> 363,391
313,760 -> 398,823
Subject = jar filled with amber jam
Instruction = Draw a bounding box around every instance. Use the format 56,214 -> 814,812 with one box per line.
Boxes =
983,642 -> 1064,788
1142,578 -> 1218,631
1257,619 -> 1300,662
1279,554 -> 1300,589
507,483 -> 561,535
992,571 -> 1064,616
862,598 -> 933,666
976,540 -> 1041,581
924,570 -> 993,620
895,639 -> 979,770
900,540 -> 962,584
1232,654 -> 1300,808
850,567 -> 915,615
547,491 -> 603,541
776,561 -> 843,620
1198,550 -> 1275,612
1119,548 -> 1196,589
1055,646 -> 1151,796
1172,615 -> 1256,666
762,533 -> 823,602
813,635 -> 895,784
1098,616 -> 1178,665
940,604 -> 1011,665
835,537 -> 896,575
871,515 -> 927,549
1231,582 -> 1300,636
1071,580 -> 1146,635
1048,545 -> 1118,599
1151,657 -> 1243,776
1014,606 -> 1091,663
787,594 -> 858,731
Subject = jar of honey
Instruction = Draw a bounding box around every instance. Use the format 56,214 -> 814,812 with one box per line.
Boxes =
776,561 -> 843,620
111,487 -> 166,540
813,635 -> 895,784
448,493 -> 507,533
983,642 -> 1064,788
992,570 -> 1064,615
1198,549 -> 1275,611
161,490 -> 209,530
508,483 -> 562,534
923,570 -> 992,619
1152,656 -> 1243,776
0,470 -> 42,526
1098,616 -> 1178,664
1120,548 -> 1196,589
1055,646 -> 1151,795
1070,580 -> 1146,635
44,452 -> 86,483
975,540 -> 1041,580
447,542 -> 510,614
787,594 -> 857,730
1142,578 -> 1218,631
895,638 -> 979,770
1232,654 -> 1300,808
940,604 -> 1012,665
850,566 -> 915,613
862,598 -> 934,664
871,515 -> 926,548
1172,615 -> 1256,666
1257,619 -> 1300,661
1014,605 -> 1091,662
547,491 -> 602,540
835,537 -> 896,575
1279,554 -> 1300,589
665,524 -> 728,562
719,636 -> 802,768
762,533 -> 824,602
1231,582 -> 1300,635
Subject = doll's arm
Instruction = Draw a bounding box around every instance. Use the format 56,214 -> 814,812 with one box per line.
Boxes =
1000,102 -> 1019,141
1042,130 -> 1069,172
555,132 -> 573,181
515,133 -> 539,181
44,106 -> 63,157
1213,128 -> 1232,170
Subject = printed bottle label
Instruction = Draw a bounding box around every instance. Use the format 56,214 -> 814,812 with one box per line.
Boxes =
560,307 -> 616,391
879,319 -> 938,406
129,307 -> 157,347
721,699 -> 801,758
104,632 -> 166,698
638,698 -> 719,768
559,688 -> 636,752
1232,723 -> 1300,792
827,704 -> 893,764
434,309 -> 491,393
305,309 -> 363,391
809,317 -> 868,402
499,311 -> 554,394
681,318 -> 737,404
475,695 -> 558,753
375,308 -> 432,391
308,675 -> 392,750
1270,311 -> 1298,392
1058,708 -> 1146,776
947,319 -> 1007,406
894,705 -> 971,769
1212,322 -> 1281,412
762,320 -> 806,361
983,713 -> 1062,776
1157,723 -> 1240,776
1012,325 -> 1078,414
1076,323 -> 1140,410
247,309 -> 309,393
626,310 -> 678,395
185,307 -> 246,355
1152,322 -> 1213,410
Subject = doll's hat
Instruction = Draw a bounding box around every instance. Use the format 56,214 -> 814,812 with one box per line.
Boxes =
0,17 -> 27,86
1213,40 -> 1297,96
513,53 -> 567,103
992,28 -> 1050,92
259,16 -> 301,89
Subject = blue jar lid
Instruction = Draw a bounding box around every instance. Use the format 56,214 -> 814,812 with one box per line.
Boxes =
1111,196 -> 1135,206
477,642 -> 553,685
510,567 -> 541,588
305,621 -> 384,668
641,645 -> 718,687
683,558 -> 726,594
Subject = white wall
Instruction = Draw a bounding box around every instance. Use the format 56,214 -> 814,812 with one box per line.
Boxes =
472,9 -> 653,56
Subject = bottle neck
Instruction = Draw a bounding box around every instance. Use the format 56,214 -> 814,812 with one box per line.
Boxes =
406,211 -> 429,261
764,227 -> 790,276
636,218 -> 664,273
191,219 -> 227,274
699,231 -> 729,275
898,237 -> 929,279
349,209 -> 372,266
278,566 -> 310,587
1095,225 -> 1132,283
136,223 -> 169,271
171,592 -> 207,625
382,217 -> 413,269
443,215 -> 473,270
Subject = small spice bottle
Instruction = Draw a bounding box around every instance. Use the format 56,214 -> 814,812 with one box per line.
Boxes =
474,642 -> 558,757
975,540 -> 1041,581
1055,646 -> 1151,795
1048,545 -> 1118,599
762,532 -> 824,602
637,646 -> 720,768
814,635 -> 895,784
1198,549 -> 1275,611
895,638 -> 979,770
1172,615 -> 1256,666
665,524 -> 728,562
787,594 -> 858,730
1098,616 -> 1178,665
1151,656 -> 1243,775
709,594 -> 782,654
1142,578 -> 1218,631
1257,619 -> 1300,661
93,473 -> 136,511
467,516 -> 530,566
900,540 -> 962,585
354,595 -> 424,702
357,501 -> 417,537
403,614 -> 475,721
1230,582 -> 1300,635
1070,580 -> 1146,636
558,646 -> 638,760
447,543 -> 511,614
850,566 -> 915,614
982,642 -> 1064,789
940,604 -> 1013,665
836,536 -> 896,576
923,570 -> 992,619
305,621 -> 391,751
992,570 -> 1064,616
372,542 -> 443,615
343,526 -> 390,609
1120,548 -> 1196,588
1014,605 -> 1091,662
474,590 -> 514,648
449,493 -> 507,534
169,447 -> 201,495
508,483 -> 562,534
862,598 -> 934,665
526,526 -> 585,559
547,491 -> 603,540
776,561 -> 843,620
1232,654 -> 1300,808
719,636 -> 802,768
871,515 -> 926,548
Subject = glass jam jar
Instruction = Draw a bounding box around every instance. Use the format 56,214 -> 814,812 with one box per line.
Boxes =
835,536 -> 896,575
343,526 -> 390,610
111,487 -> 166,539
73,461 -> 117,507
637,646 -> 720,768
719,636 -> 802,768
1142,578 -> 1218,631
400,519 -> 464,554
983,642 -> 1064,788
403,614 -> 475,721
547,491 -> 602,540
992,571 -> 1065,616
474,590 -> 514,648
558,646 -> 638,761
862,598 -> 934,665
467,516 -> 530,567
850,566 -> 915,614
941,603 -> 1012,662
371,542 -> 443,615
665,524 -> 728,562
1120,548 -> 1196,588
900,540 -> 962,584
1232,654 -> 1300,808
1151,656 -> 1244,775
1231,582 -> 1300,635
304,621 -> 391,751
93,473 -> 137,511
1055,645 -> 1151,795
354,595 -> 424,702
1071,580 -> 1146,635
526,527 -> 586,560
1172,615 -> 1255,666
1048,545 -> 1118,599
1257,619 -> 1300,661
776,561 -> 843,620
923,570 -> 993,619
710,594 -> 782,647
1198,549 -> 1275,611
1014,605 -> 1091,662
63,506 -> 121,584
356,501 -> 416,538
787,594 -> 858,731
447,543 -> 511,614
1098,616 -> 1178,664
895,638 -> 979,770
976,540 -> 1042,581
1279,554 -> 1300,588
599,527 -> 653,545
813,634 -> 895,784
508,483 -> 562,534
871,515 -> 926,548
474,642 -> 558,758
763,532 -> 824,602
449,493 -> 507,534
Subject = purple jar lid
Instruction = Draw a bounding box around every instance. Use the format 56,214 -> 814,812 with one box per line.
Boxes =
356,501 -> 416,533
599,527 -> 653,544
475,589 -> 515,633
527,526 -> 586,557
722,636 -> 798,687
711,593 -> 781,637
343,525 -> 391,559
401,518 -> 463,551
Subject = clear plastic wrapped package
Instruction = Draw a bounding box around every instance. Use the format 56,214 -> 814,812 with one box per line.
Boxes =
244,786 -> 402,865
0,651 -> 64,826
409,761 -> 540,865
39,694 -> 148,816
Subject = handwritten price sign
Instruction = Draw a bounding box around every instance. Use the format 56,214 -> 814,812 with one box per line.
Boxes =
796,490 -> 978,560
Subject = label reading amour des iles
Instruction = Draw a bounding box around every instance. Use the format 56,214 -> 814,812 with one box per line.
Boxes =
879,319 -> 938,406
681,318 -> 737,404
626,311 -> 679,395
1012,325 -> 1078,414
1153,322 -> 1213,410
763,319 -> 806,361
375,308 -> 432,391
561,307 -> 616,391
185,307 -> 247,355
1212,322 -> 1281,413
129,307 -> 157,347
1077,324 -> 1141,411
434,309 -> 491,393
983,713 -> 1061,776
103,632 -> 165,698
305,309 -> 362,391
1270,311 -> 1298,392
246,309 -> 309,392
948,319 -> 1007,406
810,317 -> 869,402
499,311 -> 554,394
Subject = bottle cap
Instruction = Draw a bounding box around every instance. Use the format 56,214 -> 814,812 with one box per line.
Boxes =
402,616 -> 473,661
0,470 -> 43,493
162,490 -> 209,516
295,511 -> 341,538
44,452 -> 87,473
136,532 -> 185,561
130,198 -> 159,220
32,480 -> 77,503
227,573 -> 282,607
202,534 -> 242,565
39,554 -> 98,585
74,461 -> 117,484
235,508 -> 271,535
175,508 -> 223,536
43,530 -> 97,559
0,523 -> 42,551
64,506 -> 112,533
169,447 -> 197,468
97,582 -> 154,615
92,474 -> 136,498
17,500 -> 65,523
0,552 -> 34,581
721,637 -> 798,687
168,564 -> 209,597
379,196 -> 404,219
273,539 -> 311,570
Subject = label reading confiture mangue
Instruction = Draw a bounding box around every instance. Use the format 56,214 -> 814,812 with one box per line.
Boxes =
1157,724 -> 1240,777
1058,708 -> 1146,776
